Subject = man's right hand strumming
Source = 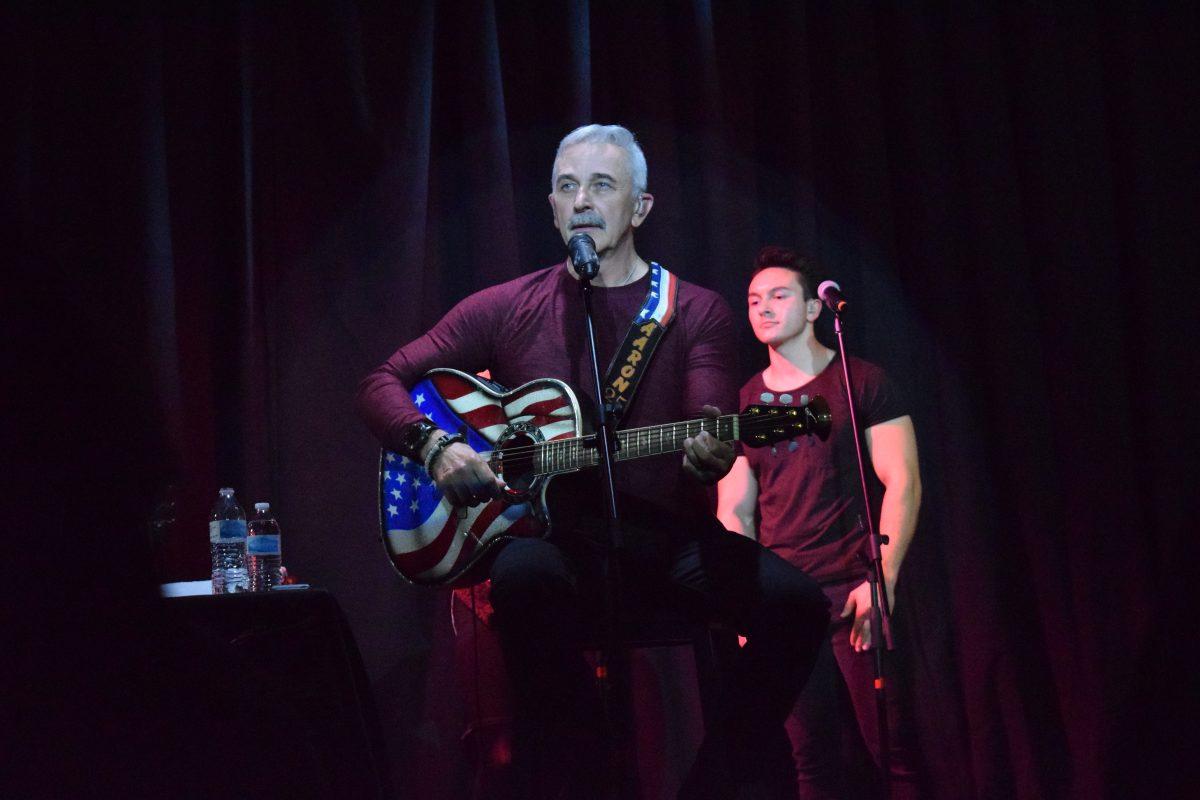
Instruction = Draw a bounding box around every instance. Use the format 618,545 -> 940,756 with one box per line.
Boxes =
420,432 -> 506,507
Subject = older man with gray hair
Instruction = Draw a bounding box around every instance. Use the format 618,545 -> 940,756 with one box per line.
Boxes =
358,123 -> 828,799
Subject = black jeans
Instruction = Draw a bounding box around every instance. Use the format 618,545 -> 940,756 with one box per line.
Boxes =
786,579 -> 925,800
487,500 -> 829,798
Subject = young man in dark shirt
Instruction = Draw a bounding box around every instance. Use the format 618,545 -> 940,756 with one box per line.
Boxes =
358,127 -> 828,799
717,247 -> 924,799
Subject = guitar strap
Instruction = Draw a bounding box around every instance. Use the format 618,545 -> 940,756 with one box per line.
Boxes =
600,261 -> 679,420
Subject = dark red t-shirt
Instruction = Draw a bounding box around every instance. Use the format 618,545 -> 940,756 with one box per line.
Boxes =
357,262 -> 737,517
738,355 -> 908,584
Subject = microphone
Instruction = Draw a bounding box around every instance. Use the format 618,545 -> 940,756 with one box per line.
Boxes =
817,280 -> 848,313
568,233 -> 600,280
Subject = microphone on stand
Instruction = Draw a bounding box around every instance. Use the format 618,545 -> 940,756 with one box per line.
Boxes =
817,280 -> 848,313
568,233 -> 600,281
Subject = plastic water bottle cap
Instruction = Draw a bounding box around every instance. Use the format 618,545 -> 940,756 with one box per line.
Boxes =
254,502 -> 270,511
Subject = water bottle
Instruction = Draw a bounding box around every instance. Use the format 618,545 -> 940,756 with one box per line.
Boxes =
247,502 -> 283,592
209,487 -> 248,593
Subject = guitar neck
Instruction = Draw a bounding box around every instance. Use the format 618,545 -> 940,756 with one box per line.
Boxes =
535,414 -> 740,474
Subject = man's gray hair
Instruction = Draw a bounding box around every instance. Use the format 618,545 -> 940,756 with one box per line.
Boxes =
552,124 -> 648,197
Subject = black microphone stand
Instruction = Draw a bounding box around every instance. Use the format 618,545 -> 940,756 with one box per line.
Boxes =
573,249 -> 636,799
829,305 -> 894,795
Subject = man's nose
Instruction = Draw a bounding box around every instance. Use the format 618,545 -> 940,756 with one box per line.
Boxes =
573,186 -> 592,210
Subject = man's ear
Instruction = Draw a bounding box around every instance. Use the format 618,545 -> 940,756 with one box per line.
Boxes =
631,193 -> 654,227
807,296 -> 822,322
548,193 -> 557,226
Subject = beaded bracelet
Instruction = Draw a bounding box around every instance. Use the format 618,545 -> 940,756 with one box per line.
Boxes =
423,431 -> 465,477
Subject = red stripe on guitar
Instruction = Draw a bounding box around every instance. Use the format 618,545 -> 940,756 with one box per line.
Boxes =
444,539 -> 482,587
445,510 -> 545,586
437,503 -> 550,585
451,503 -> 506,573
392,512 -> 458,576
468,497 -> 507,539
431,373 -> 477,400
514,397 -> 573,419
441,499 -> 513,586
459,402 -> 508,433
430,373 -> 509,435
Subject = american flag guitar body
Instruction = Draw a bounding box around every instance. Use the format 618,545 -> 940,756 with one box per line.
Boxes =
379,368 -> 831,587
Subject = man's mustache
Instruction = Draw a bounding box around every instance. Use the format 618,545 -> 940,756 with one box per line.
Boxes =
569,212 -> 606,229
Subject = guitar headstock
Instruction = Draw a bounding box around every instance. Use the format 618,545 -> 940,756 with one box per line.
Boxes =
738,395 -> 832,448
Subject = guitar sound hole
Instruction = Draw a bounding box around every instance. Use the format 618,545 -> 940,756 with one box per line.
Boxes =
497,432 -> 538,493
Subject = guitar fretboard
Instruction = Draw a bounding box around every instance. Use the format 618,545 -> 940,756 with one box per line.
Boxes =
533,415 -> 739,475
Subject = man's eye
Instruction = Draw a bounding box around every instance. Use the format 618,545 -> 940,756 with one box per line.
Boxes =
559,182 -> 577,192
594,181 -> 612,190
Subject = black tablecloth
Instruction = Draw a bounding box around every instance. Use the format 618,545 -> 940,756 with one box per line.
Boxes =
159,589 -> 389,799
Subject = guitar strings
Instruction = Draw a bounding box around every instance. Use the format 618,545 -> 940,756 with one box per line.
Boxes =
459,412 -> 814,463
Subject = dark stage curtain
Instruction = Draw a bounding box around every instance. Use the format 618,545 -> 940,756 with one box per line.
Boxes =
8,2 -> 1196,798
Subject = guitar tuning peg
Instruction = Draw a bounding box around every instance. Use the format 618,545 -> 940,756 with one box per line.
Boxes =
799,394 -> 809,407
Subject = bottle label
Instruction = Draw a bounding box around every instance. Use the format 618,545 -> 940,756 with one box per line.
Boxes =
209,520 -> 247,543
247,534 -> 281,556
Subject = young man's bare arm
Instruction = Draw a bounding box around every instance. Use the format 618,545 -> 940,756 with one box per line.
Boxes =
717,455 -> 759,539
841,414 -> 922,651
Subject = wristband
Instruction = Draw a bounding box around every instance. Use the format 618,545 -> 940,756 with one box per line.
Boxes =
398,418 -> 438,460
423,432 -> 466,477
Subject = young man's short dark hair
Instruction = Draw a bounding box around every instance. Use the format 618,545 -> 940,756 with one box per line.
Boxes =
752,245 -> 818,300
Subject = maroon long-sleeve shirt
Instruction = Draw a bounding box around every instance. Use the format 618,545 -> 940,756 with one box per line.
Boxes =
357,262 -> 737,517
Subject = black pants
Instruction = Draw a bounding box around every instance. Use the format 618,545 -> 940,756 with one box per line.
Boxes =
487,502 -> 829,798
787,579 -> 925,800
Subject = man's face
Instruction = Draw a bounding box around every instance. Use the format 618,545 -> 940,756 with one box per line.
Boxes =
548,142 -> 647,252
747,267 -> 820,347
